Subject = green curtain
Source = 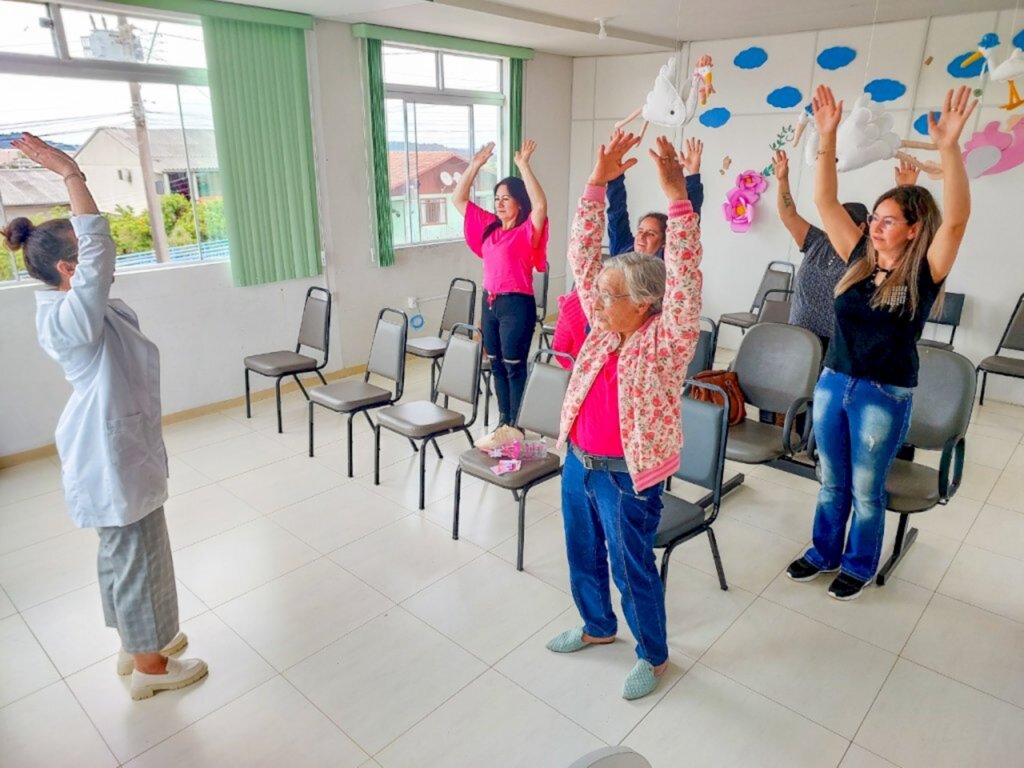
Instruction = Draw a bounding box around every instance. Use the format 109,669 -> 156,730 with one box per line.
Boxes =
365,38 -> 395,267
508,58 -> 524,178
202,16 -> 321,286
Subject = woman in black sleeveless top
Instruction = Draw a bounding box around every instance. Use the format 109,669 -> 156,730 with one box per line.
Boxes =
787,85 -> 977,600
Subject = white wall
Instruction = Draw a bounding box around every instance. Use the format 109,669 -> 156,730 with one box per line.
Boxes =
569,11 -> 1024,405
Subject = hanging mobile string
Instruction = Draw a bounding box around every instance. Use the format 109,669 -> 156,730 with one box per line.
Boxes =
862,0 -> 881,88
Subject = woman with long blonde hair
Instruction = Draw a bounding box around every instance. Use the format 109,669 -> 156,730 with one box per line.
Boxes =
786,85 -> 976,600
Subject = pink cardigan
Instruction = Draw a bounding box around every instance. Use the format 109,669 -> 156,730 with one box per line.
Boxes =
557,186 -> 702,492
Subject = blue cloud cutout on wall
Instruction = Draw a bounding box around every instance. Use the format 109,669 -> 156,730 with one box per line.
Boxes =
948,53 -> 986,78
864,78 -> 907,102
817,46 -> 857,70
699,107 -> 731,128
766,87 -> 802,109
1014,28 -> 1024,49
734,47 -> 768,69
913,112 -> 940,136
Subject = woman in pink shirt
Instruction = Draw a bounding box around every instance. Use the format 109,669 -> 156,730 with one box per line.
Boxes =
453,140 -> 548,446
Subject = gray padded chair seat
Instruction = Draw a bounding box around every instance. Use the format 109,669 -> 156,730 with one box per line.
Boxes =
309,381 -> 391,411
918,339 -> 954,351
406,336 -> 448,357
977,355 -> 1024,376
457,448 -> 561,489
653,495 -> 706,548
885,460 -> 940,513
376,401 -> 465,437
725,419 -> 785,463
542,322 -> 556,335
719,311 -> 757,329
244,351 -> 318,376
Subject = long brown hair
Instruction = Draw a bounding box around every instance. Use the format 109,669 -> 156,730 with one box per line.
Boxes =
834,185 -> 942,317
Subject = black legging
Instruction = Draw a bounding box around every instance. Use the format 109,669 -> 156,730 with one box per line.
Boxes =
482,291 -> 536,425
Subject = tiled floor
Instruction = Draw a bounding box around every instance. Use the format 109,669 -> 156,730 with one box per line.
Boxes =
2,357 -> 1024,767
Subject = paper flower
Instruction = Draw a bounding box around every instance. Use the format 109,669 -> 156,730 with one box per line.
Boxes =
723,189 -> 756,233
734,170 -> 768,201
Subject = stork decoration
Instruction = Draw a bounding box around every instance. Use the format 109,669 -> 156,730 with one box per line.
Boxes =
961,32 -> 1024,111
615,54 -> 714,138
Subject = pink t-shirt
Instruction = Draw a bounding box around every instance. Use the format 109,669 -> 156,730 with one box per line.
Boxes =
551,290 -> 586,370
463,201 -> 548,295
570,352 -> 624,457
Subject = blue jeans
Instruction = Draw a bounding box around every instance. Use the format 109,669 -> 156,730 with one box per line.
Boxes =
560,449 -> 668,665
804,368 -> 914,582
482,291 -> 536,425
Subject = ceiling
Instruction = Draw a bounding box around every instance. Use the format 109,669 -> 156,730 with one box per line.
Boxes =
218,0 -> 1020,56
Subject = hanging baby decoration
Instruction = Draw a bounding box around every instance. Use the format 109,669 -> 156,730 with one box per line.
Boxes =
722,170 -> 767,233
960,32 -> 1024,111
962,119 -> 1024,177
615,54 -> 715,137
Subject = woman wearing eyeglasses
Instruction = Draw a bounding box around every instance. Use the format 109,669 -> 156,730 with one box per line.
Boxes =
787,86 -> 976,601
546,131 -> 702,700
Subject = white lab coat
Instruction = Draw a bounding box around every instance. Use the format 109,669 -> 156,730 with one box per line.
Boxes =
35,216 -> 168,528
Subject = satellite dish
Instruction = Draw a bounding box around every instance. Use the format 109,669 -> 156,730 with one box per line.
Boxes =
440,170 -> 453,186
453,171 -> 463,183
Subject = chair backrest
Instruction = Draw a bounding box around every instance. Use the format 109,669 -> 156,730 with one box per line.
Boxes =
440,278 -> 477,336
905,345 -> 976,450
297,286 -> 331,356
732,323 -> 821,412
676,381 -> 729,497
997,292 -> 1024,353
749,260 -> 795,312
366,308 -> 408,397
516,351 -> 573,438
757,289 -> 793,324
685,316 -> 718,379
436,323 -> 482,408
534,269 -> 550,323
926,291 -> 965,345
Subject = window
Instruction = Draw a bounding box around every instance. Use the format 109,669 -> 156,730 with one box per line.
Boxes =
382,44 -> 505,247
0,2 -> 226,283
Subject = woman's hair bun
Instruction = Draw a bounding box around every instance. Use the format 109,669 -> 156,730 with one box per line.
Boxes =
1,217 -> 34,251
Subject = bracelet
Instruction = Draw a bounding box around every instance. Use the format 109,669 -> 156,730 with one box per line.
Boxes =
63,170 -> 87,182
816,147 -> 835,157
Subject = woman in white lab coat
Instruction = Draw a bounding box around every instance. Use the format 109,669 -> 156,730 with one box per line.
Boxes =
2,134 -> 207,701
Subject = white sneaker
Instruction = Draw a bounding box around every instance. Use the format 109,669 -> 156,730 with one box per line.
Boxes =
474,425 -> 524,451
130,657 -> 208,700
117,631 -> 189,676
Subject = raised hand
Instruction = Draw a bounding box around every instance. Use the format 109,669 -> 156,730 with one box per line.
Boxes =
811,84 -> 843,137
11,133 -> 80,178
588,129 -> 641,186
470,142 -> 495,169
681,137 -> 703,175
894,157 -> 919,186
648,135 -> 688,202
929,86 -> 978,150
514,139 -> 537,171
772,149 -> 790,181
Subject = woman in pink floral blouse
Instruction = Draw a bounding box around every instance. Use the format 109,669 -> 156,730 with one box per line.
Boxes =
545,131 -> 703,700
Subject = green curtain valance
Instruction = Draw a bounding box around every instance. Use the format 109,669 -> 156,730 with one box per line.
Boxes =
351,23 -> 533,60
107,0 -> 313,29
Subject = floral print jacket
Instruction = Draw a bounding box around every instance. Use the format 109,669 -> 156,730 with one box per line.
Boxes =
557,189 -> 703,492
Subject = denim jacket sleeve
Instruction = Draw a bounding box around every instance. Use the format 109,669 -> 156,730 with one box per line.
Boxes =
685,174 -> 704,220
605,173 -> 633,256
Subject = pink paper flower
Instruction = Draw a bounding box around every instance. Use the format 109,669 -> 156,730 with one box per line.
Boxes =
734,170 -> 768,202
723,189 -> 756,233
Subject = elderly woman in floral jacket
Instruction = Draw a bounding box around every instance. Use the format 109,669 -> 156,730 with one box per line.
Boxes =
546,131 -> 702,700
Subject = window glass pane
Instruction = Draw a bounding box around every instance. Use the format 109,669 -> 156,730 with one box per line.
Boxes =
443,53 -> 500,92
382,45 -> 436,88
385,97 -> 410,246
407,102 -> 471,244
61,8 -> 205,68
0,0 -> 55,57
472,103 -> 501,212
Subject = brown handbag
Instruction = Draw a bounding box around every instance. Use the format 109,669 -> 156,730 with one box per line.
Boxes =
688,369 -> 747,426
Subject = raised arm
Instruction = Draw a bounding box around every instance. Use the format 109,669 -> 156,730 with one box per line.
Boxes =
811,85 -> 862,261
680,137 -> 705,218
772,149 -> 811,247
925,86 -> 977,283
605,173 -> 634,256
452,142 -> 494,217
513,139 -> 548,249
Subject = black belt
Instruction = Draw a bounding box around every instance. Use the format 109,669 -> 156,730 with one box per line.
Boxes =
570,443 -> 629,473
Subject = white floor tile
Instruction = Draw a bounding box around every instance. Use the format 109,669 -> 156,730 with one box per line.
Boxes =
164,483 -> 263,550
856,659 -> 1024,768
956,461 -> 1001,503
124,676 -> 367,768
958,433 -> 1019,470
376,670 -> 603,768
403,553 -> 571,664
216,558 -> 392,671
176,432 -> 297,482
880,525 -> 960,592
663,564 -> 759,660
166,456 -> 214,497
839,745 -> 899,768
0,489 -> 75,556
286,608 -> 487,755
0,614 -> 61,708
910,493 -> 982,543
424,480 -> 558,550
0,458 -> 63,507
0,682 -> 117,768
492,510 -> 571,593
219,455 -> 348,514
365,453 -> 479,512
0,527 -> 98,610
964,503 -> 1024,562
66,611 -> 276,764
173,518 -> 319,607
701,599 -> 896,738
329,515 -> 484,602
986,467 -> 1024,513
162,413 -> 254,456
938,544 -> 1024,623
623,663 -> 849,768
719,476 -> 820,543
0,586 -> 14,619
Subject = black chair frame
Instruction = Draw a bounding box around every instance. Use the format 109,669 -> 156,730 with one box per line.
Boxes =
977,292 -> 1024,405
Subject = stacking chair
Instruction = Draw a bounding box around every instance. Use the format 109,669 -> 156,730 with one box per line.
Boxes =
307,308 -> 407,477
406,277 -> 476,397
977,292 -> 1024,405
756,288 -> 793,325
244,286 -> 331,434
719,260 -> 796,333
375,323 -> 482,510
686,316 -> 719,379
453,350 -> 573,571
656,380 -> 731,590
878,346 -> 976,585
534,268 -> 550,340
567,747 -> 652,768
919,291 -> 965,351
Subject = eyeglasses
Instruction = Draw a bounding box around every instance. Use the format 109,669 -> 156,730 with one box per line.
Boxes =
595,291 -> 631,305
867,213 -> 908,230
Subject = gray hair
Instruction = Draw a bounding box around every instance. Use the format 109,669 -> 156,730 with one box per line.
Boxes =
600,252 -> 665,314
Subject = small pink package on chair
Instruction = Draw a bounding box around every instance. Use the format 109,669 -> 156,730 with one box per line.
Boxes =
491,459 -> 521,476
